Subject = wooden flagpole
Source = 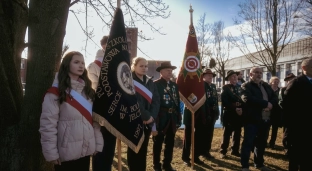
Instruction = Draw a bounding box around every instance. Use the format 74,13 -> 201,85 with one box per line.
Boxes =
189,4 -> 195,170
117,139 -> 122,171
191,112 -> 195,169
116,1 -> 122,171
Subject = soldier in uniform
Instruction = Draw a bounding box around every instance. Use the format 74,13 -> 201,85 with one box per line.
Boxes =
201,69 -> 220,159
153,62 -> 181,171
220,70 -> 243,158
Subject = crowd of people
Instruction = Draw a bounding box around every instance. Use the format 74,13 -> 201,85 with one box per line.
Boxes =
39,35 -> 312,171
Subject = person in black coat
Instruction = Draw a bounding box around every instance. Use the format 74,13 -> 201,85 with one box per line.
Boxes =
127,57 -> 160,171
278,73 -> 296,156
240,67 -> 278,171
282,57 -> 312,171
219,70 -> 243,158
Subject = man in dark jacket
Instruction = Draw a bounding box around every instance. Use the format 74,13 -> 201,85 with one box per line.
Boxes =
201,69 -> 219,159
282,57 -> 312,171
153,62 -> 181,171
240,67 -> 278,171
278,73 -> 296,157
220,70 -> 243,158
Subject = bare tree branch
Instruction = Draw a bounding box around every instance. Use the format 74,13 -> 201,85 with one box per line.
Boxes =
229,0 -> 304,76
70,0 -> 80,7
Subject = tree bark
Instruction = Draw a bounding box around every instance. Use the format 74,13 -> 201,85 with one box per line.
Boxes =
0,0 -> 27,130
0,0 -> 28,169
18,0 -> 71,170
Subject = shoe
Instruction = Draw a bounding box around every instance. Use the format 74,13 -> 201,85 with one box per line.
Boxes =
182,159 -> 191,166
256,166 -> 271,171
194,158 -> 204,165
162,165 -> 176,171
202,152 -> 214,159
153,164 -> 161,171
242,168 -> 250,171
153,167 -> 161,171
231,151 -> 241,157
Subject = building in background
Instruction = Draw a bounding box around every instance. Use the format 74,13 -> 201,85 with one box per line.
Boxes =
213,37 -> 312,87
126,27 -> 138,61
146,60 -> 170,80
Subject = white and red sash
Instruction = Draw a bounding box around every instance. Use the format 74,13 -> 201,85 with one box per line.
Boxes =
133,80 -> 152,104
46,84 -> 93,125
94,60 -> 102,68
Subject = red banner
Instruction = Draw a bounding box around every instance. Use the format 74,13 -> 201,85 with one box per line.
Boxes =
176,24 -> 206,113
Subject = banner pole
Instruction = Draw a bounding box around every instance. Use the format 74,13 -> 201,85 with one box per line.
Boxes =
117,0 -> 121,8
118,139 -> 121,171
191,112 -> 195,169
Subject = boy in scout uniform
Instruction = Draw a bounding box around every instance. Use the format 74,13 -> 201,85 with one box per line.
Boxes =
220,70 -> 243,158
202,69 -> 220,159
153,62 -> 181,171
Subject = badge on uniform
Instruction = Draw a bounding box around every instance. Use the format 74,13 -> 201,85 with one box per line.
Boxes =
163,94 -> 170,104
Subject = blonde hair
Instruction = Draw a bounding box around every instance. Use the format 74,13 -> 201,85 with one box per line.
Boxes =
269,76 -> 279,85
131,57 -> 147,71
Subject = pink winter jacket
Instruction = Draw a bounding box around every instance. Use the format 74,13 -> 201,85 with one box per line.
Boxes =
39,76 -> 103,162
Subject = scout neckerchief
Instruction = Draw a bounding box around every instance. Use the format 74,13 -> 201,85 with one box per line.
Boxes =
46,83 -> 93,125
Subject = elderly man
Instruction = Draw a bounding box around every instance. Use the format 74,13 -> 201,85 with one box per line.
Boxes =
153,62 -> 181,171
240,67 -> 278,171
201,69 -> 219,159
282,57 -> 312,171
220,70 -> 243,158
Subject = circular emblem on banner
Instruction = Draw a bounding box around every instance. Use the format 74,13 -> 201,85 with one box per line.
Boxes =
184,56 -> 200,72
117,62 -> 135,95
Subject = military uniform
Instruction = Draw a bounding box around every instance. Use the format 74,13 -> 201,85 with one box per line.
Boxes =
202,81 -> 220,157
220,83 -> 243,156
182,104 -> 207,165
153,77 -> 181,171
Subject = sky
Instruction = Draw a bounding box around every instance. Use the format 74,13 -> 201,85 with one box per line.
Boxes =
64,0 -> 246,74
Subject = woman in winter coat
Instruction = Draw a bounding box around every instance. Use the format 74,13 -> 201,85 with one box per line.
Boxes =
39,51 -> 103,171
126,57 -> 160,171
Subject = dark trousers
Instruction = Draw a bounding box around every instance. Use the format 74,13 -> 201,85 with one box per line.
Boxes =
220,124 -> 242,154
267,124 -> 279,146
203,119 -> 216,154
182,123 -> 206,160
93,127 -> 116,171
153,126 -> 176,168
282,127 -> 289,150
54,156 -> 90,171
127,126 -> 151,171
240,121 -> 270,168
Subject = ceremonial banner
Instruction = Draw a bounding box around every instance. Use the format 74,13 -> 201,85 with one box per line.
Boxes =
176,11 -> 206,113
92,8 -> 144,153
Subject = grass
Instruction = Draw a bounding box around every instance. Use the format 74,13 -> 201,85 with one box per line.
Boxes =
102,127 -> 288,171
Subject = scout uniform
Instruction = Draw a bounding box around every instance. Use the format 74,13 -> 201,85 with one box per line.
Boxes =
220,70 -> 243,158
153,62 -> 181,171
202,69 -> 219,159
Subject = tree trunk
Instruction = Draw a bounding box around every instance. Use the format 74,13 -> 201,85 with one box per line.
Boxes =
18,0 -> 71,170
0,0 -> 28,169
0,0 -> 27,130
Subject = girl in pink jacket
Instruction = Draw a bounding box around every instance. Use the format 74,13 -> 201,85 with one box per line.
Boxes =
39,51 -> 103,171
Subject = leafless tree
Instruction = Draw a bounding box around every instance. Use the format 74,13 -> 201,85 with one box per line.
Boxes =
0,0 -> 170,170
195,13 -> 212,66
294,0 -> 312,38
209,21 -> 232,85
229,0 -> 304,76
